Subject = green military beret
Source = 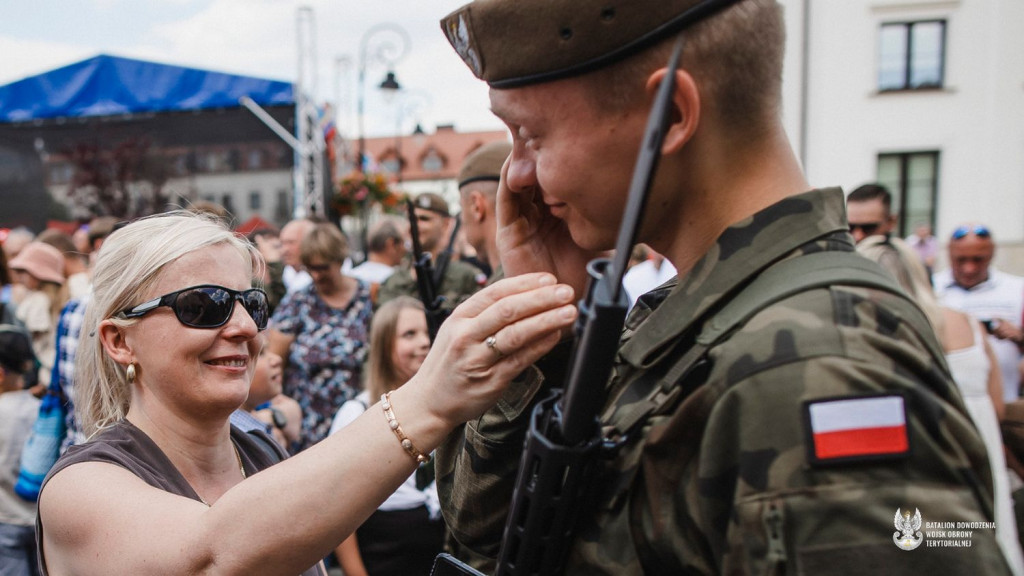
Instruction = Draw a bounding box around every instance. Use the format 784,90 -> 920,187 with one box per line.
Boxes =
458,141 -> 513,188
413,192 -> 451,217
441,0 -> 744,88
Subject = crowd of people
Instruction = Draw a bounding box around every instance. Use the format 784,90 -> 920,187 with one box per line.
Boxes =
0,146 -> 514,575
3,1 -> 1024,575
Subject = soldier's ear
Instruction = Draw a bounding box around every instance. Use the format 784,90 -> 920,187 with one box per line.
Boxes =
470,191 -> 487,222
648,68 -> 699,156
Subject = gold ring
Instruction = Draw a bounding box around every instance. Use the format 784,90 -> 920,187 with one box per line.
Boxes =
485,335 -> 505,357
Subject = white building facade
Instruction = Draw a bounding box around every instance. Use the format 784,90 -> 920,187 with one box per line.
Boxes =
780,0 -> 1024,272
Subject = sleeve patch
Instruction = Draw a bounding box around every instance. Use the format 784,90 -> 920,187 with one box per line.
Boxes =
803,394 -> 910,466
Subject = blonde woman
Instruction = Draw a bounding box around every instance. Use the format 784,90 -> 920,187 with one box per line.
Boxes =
35,211 -> 577,575
329,297 -> 437,576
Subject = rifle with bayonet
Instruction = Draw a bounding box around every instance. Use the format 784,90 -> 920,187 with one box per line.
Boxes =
431,34 -> 686,576
406,198 -> 448,343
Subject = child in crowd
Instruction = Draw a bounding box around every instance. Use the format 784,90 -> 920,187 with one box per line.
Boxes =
0,325 -> 41,575
230,334 -> 303,452
329,297 -> 442,576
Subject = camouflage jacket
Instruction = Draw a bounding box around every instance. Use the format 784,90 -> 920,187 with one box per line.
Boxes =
377,257 -> 485,311
436,188 -> 1008,575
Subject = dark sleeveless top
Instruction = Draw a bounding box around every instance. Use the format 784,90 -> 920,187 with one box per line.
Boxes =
36,420 -> 326,576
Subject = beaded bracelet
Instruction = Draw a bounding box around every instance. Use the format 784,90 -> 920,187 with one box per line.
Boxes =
381,392 -> 431,465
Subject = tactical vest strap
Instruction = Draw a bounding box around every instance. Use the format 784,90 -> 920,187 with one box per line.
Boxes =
606,250 -> 941,438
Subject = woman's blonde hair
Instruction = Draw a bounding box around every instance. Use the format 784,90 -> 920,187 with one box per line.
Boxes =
365,296 -> 425,400
856,236 -> 944,335
300,223 -> 349,267
76,211 -> 260,438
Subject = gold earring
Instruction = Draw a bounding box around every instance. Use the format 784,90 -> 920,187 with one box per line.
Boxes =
126,363 -> 136,383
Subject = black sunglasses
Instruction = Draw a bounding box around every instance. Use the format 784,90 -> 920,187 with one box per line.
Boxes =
117,285 -> 269,331
849,222 -> 882,236
951,225 -> 990,240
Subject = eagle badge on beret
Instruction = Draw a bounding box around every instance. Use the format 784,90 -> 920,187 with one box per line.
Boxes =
444,10 -> 482,77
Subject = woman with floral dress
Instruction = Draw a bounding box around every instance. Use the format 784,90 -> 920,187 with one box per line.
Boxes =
269,223 -> 373,451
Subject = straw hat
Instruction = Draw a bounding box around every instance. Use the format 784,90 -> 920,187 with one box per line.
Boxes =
9,241 -> 66,285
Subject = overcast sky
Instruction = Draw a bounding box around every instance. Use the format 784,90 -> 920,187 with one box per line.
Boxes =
0,0 -> 507,138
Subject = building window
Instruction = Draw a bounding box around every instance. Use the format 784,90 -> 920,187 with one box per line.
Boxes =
879,20 -> 946,91
876,151 -> 939,235
275,190 -> 291,223
247,149 -> 265,170
249,191 -> 262,210
421,150 -> 444,173
382,157 -> 401,175
222,193 -> 235,217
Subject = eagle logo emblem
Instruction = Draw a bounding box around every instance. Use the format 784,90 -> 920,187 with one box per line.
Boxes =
893,508 -> 924,550
444,12 -> 481,77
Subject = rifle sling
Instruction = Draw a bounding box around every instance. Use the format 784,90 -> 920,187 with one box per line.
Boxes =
604,250 -> 937,440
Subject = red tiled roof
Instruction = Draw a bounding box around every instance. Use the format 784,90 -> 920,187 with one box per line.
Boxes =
234,215 -> 276,236
361,125 -> 509,182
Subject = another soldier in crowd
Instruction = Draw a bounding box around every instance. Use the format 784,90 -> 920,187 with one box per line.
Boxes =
436,0 -> 1006,574
378,193 -> 484,311
457,141 -> 512,283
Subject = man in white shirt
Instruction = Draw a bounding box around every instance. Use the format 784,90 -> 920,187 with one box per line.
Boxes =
348,217 -> 406,287
934,223 -> 1024,402
349,218 -> 406,305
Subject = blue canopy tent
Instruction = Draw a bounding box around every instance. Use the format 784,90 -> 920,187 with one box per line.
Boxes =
0,55 -> 300,229
0,54 -> 294,122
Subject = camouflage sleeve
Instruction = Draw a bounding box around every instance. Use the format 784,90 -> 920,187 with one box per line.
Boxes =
442,261 -> 485,309
436,365 -> 549,572
377,268 -> 412,308
645,288 -> 1011,574
685,358 -> 1006,574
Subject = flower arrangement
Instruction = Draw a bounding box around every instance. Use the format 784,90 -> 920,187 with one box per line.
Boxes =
332,171 -> 405,216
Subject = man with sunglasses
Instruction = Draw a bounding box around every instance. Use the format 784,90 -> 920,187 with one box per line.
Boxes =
846,183 -> 925,292
846,183 -> 896,244
935,224 -> 1024,403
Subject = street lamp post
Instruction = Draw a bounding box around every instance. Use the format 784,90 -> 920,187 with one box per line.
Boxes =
351,23 -> 409,263
356,23 -> 410,173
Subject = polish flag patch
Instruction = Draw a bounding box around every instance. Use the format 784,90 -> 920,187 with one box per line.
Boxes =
804,395 -> 910,465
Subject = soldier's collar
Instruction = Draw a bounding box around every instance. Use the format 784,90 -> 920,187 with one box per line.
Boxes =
620,188 -> 849,369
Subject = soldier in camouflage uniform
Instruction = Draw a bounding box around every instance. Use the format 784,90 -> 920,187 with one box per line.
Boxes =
458,141 -> 514,285
436,0 -> 1009,574
377,192 -> 485,311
